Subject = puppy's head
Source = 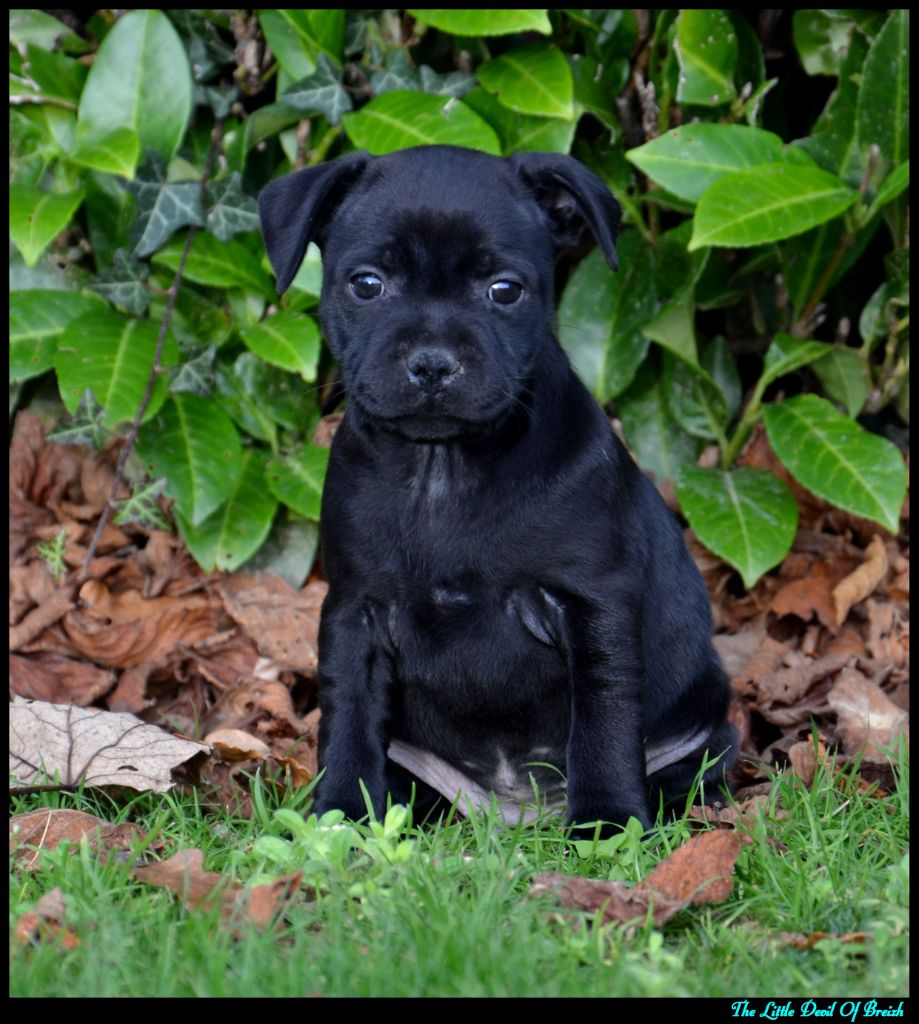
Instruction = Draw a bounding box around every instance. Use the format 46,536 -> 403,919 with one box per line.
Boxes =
259,146 -> 620,441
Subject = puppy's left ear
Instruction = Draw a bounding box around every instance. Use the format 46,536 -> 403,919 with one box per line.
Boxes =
510,152 -> 621,271
259,151 -> 369,293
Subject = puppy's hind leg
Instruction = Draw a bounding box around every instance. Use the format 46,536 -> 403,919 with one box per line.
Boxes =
646,720 -> 738,819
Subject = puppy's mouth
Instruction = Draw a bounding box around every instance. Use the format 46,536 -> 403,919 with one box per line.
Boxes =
350,391 -> 513,442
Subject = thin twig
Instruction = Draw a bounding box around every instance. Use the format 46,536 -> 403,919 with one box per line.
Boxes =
10,93 -> 79,110
79,119 -> 226,581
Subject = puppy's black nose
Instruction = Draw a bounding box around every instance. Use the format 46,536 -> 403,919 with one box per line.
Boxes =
406,347 -> 461,392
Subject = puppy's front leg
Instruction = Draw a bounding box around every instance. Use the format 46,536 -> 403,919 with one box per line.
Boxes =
313,597 -> 392,821
565,592 -> 652,833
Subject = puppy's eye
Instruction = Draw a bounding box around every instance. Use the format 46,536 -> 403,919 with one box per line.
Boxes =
350,273 -> 384,300
488,280 -> 523,305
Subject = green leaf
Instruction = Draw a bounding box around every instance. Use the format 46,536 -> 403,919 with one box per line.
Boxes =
240,313 -> 321,381
569,54 -> 626,130
113,478 -> 170,531
136,393 -> 243,526
267,445 -> 331,520
176,448 -> 278,572
9,9 -> 91,53
675,467 -> 798,588
462,87 -> 575,156
812,347 -> 869,418
257,11 -> 315,81
152,232 -> 273,295
626,125 -> 784,203
16,45 -> 87,102
76,10 -> 193,168
857,10 -> 909,176
557,234 -> 655,402
477,44 -> 574,120
123,154 -> 206,258
617,361 -> 703,483
701,337 -> 741,420
342,91 -> 501,156
759,332 -> 832,391
689,162 -> 858,250
868,161 -> 910,220
71,127 -> 141,178
54,311 -> 179,429
238,513 -> 319,589
9,186 -> 85,266
46,389 -> 108,450
214,355 -> 277,447
205,173 -> 260,242
674,10 -> 738,106
169,345 -> 217,397
10,290 -> 106,383
87,249 -> 150,315
282,53 -> 353,126
661,352 -> 727,441
407,10 -> 551,36
792,10 -> 858,76
763,395 -> 907,534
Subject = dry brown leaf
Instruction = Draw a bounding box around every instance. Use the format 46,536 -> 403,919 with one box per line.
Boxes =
643,829 -> 744,905
312,412 -> 344,447
826,667 -> 909,756
530,873 -> 684,928
240,873 -> 304,931
106,664 -> 157,713
689,793 -> 787,827
823,625 -> 866,661
727,635 -> 791,698
776,931 -> 868,950
12,886 -> 80,948
218,574 -> 327,676
10,808 -> 146,868
756,651 -> 850,708
532,829 -> 743,929
833,536 -> 889,626
787,738 -> 829,786
134,848 -> 227,909
10,652 -> 117,705
9,697 -> 209,792
201,675 -> 308,737
9,586 -> 76,650
62,582 -> 220,668
205,728 -> 271,761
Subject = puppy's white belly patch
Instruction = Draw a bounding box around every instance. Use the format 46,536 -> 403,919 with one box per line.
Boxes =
387,727 -> 711,824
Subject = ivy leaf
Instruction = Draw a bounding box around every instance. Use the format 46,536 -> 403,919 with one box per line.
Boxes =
87,248 -> 150,314
282,53 -> 353,126
205,173 -> 260,242
46,389 -> 109,450
113,478 -> 170,531
169,345 -> 217,397
676,467 -> 798,588
123,153 -> 205,258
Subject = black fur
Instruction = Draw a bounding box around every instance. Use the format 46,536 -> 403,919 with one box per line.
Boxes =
259,145 -> 735,831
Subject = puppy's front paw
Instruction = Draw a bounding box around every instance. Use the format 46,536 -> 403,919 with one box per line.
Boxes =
566,801 -> 652,840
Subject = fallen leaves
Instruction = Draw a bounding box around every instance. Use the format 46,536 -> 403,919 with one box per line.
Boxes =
531,829 -> 745,929
10,807 -> 148,869
9,698 -> 209,792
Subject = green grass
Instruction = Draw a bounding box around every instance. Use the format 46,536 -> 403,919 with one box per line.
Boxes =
10,741 -> 909,997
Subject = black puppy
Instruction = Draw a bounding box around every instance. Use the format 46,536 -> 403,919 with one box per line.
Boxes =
259,145 -> 735,831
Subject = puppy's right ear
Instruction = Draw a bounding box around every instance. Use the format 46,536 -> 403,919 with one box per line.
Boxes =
258,152 -> 368,293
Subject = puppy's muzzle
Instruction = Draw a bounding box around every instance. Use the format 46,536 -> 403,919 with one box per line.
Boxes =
406,347 -> 462,393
